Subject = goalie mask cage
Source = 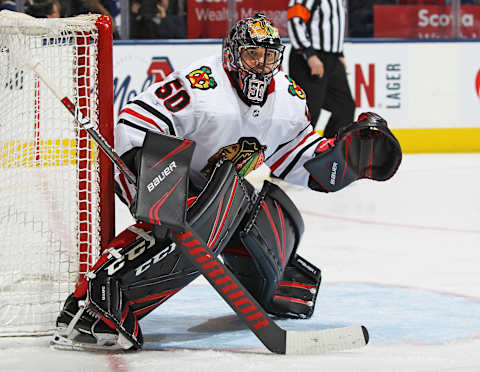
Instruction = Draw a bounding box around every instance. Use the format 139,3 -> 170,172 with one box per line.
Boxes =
0,11 -> 114,336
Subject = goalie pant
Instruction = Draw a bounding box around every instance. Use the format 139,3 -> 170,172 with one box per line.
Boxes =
59,161 -> 321,349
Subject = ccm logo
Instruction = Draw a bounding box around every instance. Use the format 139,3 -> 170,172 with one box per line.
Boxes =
147,161 -> 177,192
106,239 -> 175,277
135,243 -> 176,276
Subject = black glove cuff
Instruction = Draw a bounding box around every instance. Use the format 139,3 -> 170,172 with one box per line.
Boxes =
302,47 -> 316,61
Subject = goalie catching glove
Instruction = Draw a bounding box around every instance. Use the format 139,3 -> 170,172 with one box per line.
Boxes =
304,112 -> 402,193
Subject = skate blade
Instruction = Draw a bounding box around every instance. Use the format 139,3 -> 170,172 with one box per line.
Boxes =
50,329 -> 131,352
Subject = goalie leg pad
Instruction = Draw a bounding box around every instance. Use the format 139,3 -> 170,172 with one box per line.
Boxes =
53,161 -> 253,351
223,180 -> 307,316
96,161 -> 252,346
55,222 -> 184,350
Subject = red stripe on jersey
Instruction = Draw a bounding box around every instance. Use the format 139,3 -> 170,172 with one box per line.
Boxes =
120,107 -> 164,132
270,131 -> 316,171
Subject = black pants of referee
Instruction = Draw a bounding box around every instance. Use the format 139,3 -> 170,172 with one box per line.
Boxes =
289,50 -> 355,138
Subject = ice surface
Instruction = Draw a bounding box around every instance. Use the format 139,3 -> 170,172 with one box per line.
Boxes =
1,154 -> 479,372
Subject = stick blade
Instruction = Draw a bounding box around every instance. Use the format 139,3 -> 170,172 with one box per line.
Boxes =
285,325 -> 369,355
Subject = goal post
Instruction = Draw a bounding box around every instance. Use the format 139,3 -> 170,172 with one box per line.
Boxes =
0,11 -> 115,335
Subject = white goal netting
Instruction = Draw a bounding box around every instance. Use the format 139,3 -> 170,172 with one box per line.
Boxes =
0,11 -> 113,336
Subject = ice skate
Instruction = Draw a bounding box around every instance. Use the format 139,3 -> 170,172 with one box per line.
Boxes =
51,294 -> 133,352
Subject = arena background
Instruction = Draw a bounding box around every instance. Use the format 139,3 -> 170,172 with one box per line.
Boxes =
113,39 -> 480,153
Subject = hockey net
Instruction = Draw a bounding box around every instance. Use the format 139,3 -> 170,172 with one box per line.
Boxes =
0,11 -> 114,336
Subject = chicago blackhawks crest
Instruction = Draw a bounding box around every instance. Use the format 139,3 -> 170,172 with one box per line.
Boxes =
285,75 -> 305,100
202,137 -> 267,178
186,66 -> 217,90
248,18 -> 280,41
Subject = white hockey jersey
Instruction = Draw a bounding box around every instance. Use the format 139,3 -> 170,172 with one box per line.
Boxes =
114,54 -> 325,205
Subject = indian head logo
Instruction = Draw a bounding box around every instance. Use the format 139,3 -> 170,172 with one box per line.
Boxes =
248,18 -> 279,41
202,137 -> 267,178
475,69 -> 480,99
286,75 -> 306,100
186,66 -> 217,90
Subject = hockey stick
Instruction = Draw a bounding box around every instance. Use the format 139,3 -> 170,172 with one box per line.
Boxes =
18,55 -> 369,355
170,227 -> 369,354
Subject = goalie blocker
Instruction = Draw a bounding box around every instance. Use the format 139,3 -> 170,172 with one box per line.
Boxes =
53,131 -> 321,351
305,112 -> 402,192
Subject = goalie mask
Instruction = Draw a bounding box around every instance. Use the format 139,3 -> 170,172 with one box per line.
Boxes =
223,13 -> 284,105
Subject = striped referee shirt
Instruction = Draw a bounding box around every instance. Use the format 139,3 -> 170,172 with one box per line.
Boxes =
287,0 -> 346,57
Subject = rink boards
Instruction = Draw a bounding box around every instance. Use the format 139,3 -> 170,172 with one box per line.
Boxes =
112,39 -> 480,153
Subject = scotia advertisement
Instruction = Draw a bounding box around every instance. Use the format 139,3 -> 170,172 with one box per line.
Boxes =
374,5 -> 480,39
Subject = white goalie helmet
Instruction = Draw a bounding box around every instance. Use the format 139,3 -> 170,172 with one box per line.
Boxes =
223,13 -> 285,105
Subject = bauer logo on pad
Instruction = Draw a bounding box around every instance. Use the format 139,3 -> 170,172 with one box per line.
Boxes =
134,131 -> 195,229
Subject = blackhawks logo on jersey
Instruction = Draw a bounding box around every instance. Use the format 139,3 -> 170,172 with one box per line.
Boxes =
186,66 -> 217,90
202,137 -> 267,178
286,75 -> 306,100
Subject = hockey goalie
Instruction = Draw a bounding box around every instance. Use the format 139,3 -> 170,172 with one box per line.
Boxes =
51,13 -> 402,351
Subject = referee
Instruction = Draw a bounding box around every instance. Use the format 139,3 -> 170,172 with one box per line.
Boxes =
287,0 -> 355,137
